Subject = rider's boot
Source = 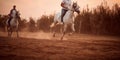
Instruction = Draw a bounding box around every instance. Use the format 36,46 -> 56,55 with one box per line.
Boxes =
61,14 -> 64,24
8,17 -> 12,26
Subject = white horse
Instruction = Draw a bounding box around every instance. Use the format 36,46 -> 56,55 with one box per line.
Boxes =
50,2 -> 80,40
6,11 -> 20,37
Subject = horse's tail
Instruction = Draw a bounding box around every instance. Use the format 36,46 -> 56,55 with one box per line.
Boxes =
50,22 -> 55,28
50,15 -> 57,28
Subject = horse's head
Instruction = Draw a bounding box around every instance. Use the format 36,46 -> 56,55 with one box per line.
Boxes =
12,11 -> 20,24
72,2 -> 80,14
16,11 -> 21,19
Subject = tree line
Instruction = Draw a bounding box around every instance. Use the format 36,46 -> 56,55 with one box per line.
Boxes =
0,1 -> 120,36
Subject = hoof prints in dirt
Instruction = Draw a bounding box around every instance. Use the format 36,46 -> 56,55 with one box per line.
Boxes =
0,36 -> 120,60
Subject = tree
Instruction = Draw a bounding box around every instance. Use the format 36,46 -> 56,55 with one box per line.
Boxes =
28,17 -> 36,32
37,14 -> 54,32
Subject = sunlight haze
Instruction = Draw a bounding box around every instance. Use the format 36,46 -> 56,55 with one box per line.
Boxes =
0,0 -> 120,19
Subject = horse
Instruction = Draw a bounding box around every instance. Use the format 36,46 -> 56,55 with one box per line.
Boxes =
50,2 -> 80,40
6,11 -> 20,37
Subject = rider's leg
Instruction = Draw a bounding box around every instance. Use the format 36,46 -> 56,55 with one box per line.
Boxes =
8,17 -> 12,26
61,9 -> 68,23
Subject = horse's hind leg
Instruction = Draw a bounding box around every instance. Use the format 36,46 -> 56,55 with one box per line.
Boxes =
8,31 -> 10,37
61,31 -> 65,40
53,32 -> 56,37
72,23 -> 75,32
53,25 -> 57,37
7,27 -> 9,37
50,21 -> 58,37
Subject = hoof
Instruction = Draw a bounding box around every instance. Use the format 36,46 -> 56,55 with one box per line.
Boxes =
60,37 -> 63,40
68,33 -> 72,36
17,35 -> 19,38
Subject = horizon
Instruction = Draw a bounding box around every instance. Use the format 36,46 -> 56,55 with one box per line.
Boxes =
0,0 -> 120,19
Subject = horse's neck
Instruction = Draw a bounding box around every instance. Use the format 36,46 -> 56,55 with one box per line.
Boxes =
11,18 -> 18,23
67,10 -> 74,17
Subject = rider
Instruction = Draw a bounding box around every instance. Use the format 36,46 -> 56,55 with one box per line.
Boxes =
61,0 -> 72,24
8,5 -> 18,26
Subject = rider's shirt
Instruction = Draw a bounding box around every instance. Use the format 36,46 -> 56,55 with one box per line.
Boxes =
62,0 -> 72,10
10,9 -> 17,18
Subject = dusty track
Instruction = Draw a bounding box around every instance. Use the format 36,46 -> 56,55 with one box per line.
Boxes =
0,32 -> 120,60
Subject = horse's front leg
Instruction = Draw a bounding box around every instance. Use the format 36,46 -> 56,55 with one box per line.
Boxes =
8,28 -> 10,37
61,31 -> 65,40
16,28 -> 19,38
69,24 -> 75,36
72,23 -> 75,32
7,27 -> 11,37
10,28 -> 12,37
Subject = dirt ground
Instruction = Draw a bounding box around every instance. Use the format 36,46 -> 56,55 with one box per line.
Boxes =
0,32 -> 120,60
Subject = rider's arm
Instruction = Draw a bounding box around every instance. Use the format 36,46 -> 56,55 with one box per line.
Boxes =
8,9 -> 12,16
9,9 -> 13,16
61,2 -> 65,8
10,9 -> 13,14
61,0 -> 67,8
61,1 -> 68,9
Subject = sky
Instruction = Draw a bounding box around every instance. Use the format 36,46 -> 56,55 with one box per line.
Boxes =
0,0 -> 120,19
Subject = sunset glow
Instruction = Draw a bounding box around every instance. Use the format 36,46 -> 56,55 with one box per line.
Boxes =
0,0 -> 120,19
